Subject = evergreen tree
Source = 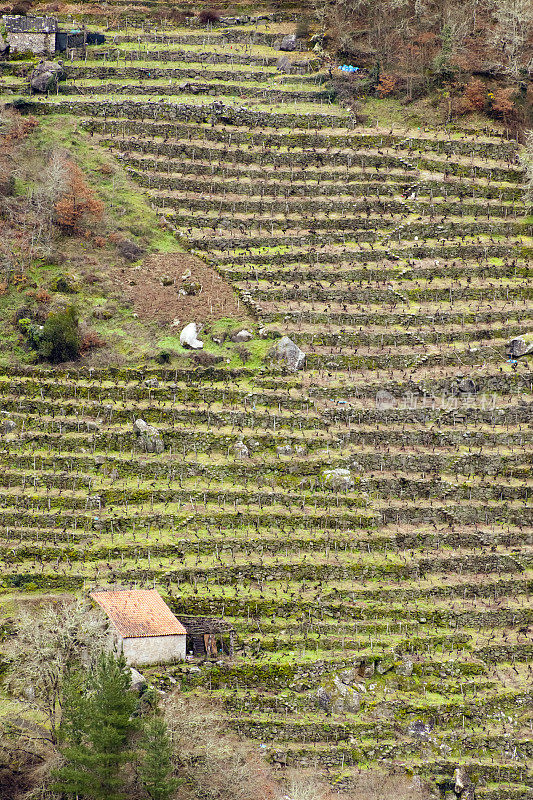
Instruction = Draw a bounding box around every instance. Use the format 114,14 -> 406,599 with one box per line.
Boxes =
138,713 -> 179,800
53,651 -> 138,800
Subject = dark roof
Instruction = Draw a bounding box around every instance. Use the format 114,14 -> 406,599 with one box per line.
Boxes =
3,15 -> 59,33
179,615 -> 235,634
91,589 -> 187,638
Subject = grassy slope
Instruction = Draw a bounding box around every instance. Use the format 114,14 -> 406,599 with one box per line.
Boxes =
0,112 -> 261,367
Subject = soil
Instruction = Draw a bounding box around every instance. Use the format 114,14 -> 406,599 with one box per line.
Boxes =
109,251 -> 244,324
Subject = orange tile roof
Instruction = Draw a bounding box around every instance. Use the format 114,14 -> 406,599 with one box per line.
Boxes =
90,589 -> 186,638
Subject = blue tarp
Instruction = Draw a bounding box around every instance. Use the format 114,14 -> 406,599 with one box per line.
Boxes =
338,65 -> 360,72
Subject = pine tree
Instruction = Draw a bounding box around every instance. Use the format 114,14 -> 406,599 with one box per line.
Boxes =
138,713 -> 179,800
53,651 -> 138,800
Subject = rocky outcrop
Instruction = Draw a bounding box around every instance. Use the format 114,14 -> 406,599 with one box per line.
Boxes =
30,60 -> 66,94
279,34 -> 297,51
268,336 -> 306,370
133,419 -> 164,454
454,768 -> 475,799
323,468 -> 353,490
506,333 -> 533,359
233,440 -> 249,459
230,329 -> 253,342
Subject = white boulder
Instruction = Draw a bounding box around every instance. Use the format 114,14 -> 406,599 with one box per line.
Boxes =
180,322 -> 203,349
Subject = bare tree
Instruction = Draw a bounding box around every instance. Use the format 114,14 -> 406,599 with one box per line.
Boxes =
491,0 -> 533,77
6,599 -> 108,745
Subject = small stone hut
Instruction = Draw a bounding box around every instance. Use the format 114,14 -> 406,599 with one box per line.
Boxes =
2,15 -> 90,55
91,588 -> 187,666
3,16 -> 59,54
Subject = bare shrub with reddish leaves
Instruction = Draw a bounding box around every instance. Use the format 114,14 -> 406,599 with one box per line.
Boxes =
35,288 -> 51,303
376,74 -> 397,97
491,87 -> 516,121
79,329 -> 107,354
54,159 -> 104,234
460,78 -> 486,112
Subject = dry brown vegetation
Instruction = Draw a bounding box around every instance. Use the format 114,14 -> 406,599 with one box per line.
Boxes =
108,252 -> 244,325
320,0 -> 532,128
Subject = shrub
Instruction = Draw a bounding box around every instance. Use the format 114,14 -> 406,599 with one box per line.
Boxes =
80,329 -> 106,354
464,78 -> 486,110
53,275 -> 77,293
198,9 -> 220,24
490,87 -> 516,121
458,78 -> 486,113
376,74 -> 397,97
17,316 -> 43,349
190,351 -> 224,367
37,306 -> 80,362
54,159 -> 104,234
235,345 -> 251,364
35,288 -> 51,303
296,17 -> 311,39
115,237 -> 145,262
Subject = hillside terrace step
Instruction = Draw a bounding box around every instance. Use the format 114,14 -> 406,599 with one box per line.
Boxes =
87,123 -> 522,172
91,125 -> 521,172
84,115 -> 521,159
1,462 -> 531,504
79,46 -> 293,66
114,153 -> 521,196
32,97 -> 349,127
222,263 -> 530,288
55,81 -> 330,103
1,363 -> 530,396
66,63 -> 320,83
127,172 -> 522,210
211,242 -> 520,265
96,135 -> 521,178
6,413 -> 533,448
2,374 -> 531,410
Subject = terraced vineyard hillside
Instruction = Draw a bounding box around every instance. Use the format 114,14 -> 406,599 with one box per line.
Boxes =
1,15 -> 533,799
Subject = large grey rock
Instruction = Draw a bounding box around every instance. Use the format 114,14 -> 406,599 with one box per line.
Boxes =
279,34 -> 297,51
268,336 -> 306,371
180,322 -> 203,349
130,667 -> 146,692
316,686 -> 332,711
276,55 -> 293,73
0,33 -> 8,54
407,719 -> 432,740
323,468 -> 353,490
375,389 -> 397,409
332,676 -> 360,713
1,418 -> 16,434
30,60 -> 66,94
276,445 -> 293,456
376,656 -> 395,675
506,334 -> 533,359
133,418 -> 164,454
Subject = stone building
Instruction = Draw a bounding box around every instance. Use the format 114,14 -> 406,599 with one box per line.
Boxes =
2,15 -> 91,55
2,16 -> 59,54
90,588 -> 187,666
